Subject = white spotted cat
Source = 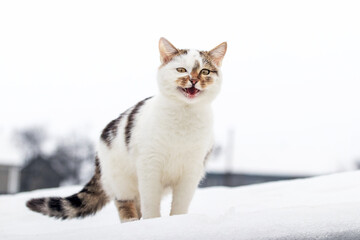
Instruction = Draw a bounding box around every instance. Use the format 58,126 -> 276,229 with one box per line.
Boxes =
27,38 -> 227,222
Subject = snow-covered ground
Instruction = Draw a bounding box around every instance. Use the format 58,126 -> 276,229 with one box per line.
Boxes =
1,171 -> 360,240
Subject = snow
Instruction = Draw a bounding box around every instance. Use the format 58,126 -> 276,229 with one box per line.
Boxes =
1,171 -> 360,239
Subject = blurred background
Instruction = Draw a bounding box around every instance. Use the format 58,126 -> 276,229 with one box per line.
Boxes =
1,0 -> 360,194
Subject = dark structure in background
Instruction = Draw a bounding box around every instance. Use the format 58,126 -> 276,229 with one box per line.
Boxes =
13,127 -> 95,193
20,156 -> 61,192
199,134 -> 312,187
199,172 -> 310,188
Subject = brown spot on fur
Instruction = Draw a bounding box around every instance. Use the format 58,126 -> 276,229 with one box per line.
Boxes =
101,114 -> 124,147
115,200 -> 139,222
196,51 -> 218,89
190,60 -> 200,79
199,75 -> 214,89
179,49 -> 188,55
199,51 -> 218,72
176,75 -> 190,88
125,97 -> 153,147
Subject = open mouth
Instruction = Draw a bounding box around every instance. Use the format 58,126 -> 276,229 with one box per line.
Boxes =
178,86 -> 201,99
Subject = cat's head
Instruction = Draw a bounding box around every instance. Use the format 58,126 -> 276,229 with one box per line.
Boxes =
157,38 -> 226,105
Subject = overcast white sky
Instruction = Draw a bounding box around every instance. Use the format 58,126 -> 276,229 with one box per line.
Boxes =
1,0 -> 360,174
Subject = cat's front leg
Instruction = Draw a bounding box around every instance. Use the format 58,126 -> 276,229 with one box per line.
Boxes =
170,168 -> 203,216
137,158 -> 163,219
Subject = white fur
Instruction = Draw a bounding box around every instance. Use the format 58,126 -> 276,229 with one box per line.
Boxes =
98,49 -> 222,219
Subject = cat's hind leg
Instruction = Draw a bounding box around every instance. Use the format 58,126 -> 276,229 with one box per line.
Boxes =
115,199 -> 139,223
108,172 -> 140,222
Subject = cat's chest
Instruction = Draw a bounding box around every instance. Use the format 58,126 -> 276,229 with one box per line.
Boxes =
156,108 -> 212,147
133,102 -> 214,159
134,104 -> 212,185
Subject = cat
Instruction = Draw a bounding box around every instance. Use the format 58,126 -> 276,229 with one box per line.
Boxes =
26,37 -> 227,222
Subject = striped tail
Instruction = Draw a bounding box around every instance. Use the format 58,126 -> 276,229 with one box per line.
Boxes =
26,156 -> 109,219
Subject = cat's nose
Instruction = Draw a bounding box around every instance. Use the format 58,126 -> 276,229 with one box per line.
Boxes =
190,79 -> 198,85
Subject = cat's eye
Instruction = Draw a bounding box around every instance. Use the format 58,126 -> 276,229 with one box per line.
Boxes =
176,67 -> 187,73
201,69 -> 210,75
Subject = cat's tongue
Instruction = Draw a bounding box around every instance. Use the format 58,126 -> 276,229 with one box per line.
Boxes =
185,87 -> 200,98
187,87 -> 198,95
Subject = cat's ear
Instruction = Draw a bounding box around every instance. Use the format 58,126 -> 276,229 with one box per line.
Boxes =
159,37 -> 179,64
209,42 -> 227,67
